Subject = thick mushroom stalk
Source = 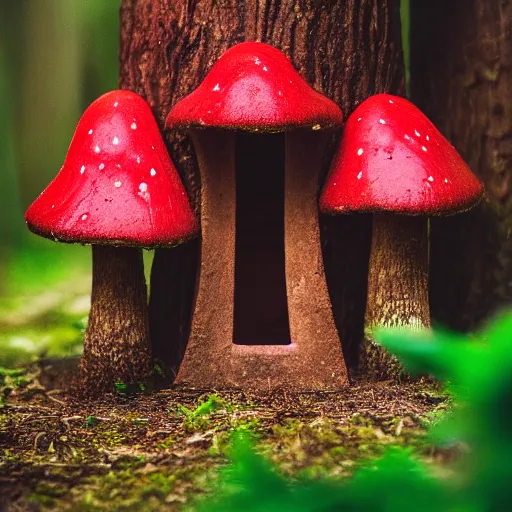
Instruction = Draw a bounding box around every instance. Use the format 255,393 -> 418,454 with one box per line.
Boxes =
80,245 -> 151,390
283,130 -> 348,386
174,130 -> 236,387
363,215 -> 430,379
176,129 -> 348,389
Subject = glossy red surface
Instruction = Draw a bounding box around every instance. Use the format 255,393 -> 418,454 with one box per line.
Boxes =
25,90 -> 198,247
166,42 -> 343,132
320,94 -> 484,215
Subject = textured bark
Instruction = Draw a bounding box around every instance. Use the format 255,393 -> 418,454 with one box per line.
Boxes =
363,215 -> 430,379
79,245 -> 152,393
120,0 -> 405,375
411,1 -> 512,331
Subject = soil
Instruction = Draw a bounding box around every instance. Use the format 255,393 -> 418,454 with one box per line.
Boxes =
0,359 -> 450,511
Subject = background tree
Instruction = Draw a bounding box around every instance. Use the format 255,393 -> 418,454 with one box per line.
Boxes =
119,0 -> 406,375
411,1 -> 512,332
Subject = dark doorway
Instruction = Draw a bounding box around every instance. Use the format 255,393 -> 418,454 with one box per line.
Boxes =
233,133 -> 291,345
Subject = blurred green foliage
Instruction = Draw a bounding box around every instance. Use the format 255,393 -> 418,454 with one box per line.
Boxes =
195,315 -> 512,512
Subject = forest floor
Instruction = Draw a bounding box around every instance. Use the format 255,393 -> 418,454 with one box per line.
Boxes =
0,362 -> 450,511
0,243 -> 452,511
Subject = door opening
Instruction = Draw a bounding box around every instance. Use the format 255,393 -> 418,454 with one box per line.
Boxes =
233,132 -> 291,345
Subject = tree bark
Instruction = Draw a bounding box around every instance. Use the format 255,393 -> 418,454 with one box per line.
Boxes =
119,0 -> 405,376
411,1 -> 512,331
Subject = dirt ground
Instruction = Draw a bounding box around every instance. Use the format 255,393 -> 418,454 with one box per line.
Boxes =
0,357 -> 450,512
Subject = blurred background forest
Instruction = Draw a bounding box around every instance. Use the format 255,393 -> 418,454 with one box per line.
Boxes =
0,1 -> 119,366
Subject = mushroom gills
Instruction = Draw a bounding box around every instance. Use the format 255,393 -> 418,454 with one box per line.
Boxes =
233,132 -> 291,345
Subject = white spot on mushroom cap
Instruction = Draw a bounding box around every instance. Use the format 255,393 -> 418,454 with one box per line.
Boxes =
88,129 -> 93,135
357,117 -> 362,122
114,181 -> 122,188
112,137 -> 119,145
422,146 -> 427,152
389,99 -> 394,104
138,182 -> 149,201
212,83 -> 220,91
254,57 -> 261,65
357,171 -> 363,179
51,204 -> 55,209
94,146 -> 101,154
427,176 -> 434,182
99,163 -> 105,170
357,148 -> 364,156
379,119 -> 386,125
150,168 -> 156,176
444,178 -> 449,183
263,65 -> 268,71
278,91 -> 283,96
81,214 -> 88,221
114,102 -> 119,107
131,122 -> 137,130
80,165 -> 85,174
426,135 -> 430,141
137,156 -> 141,164
404,134 -> 411,141
151,145 -> 155,150
415,130 -> 421,137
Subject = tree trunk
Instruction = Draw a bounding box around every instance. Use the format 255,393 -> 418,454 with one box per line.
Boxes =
411,1 -> 512,332
119,0 -> 405,376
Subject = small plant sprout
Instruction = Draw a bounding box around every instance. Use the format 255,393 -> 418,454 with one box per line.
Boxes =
320,94 -> 484,379
25,90 -> 198,394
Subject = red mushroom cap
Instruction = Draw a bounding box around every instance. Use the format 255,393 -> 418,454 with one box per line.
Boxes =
25,90 -> 198,248
166,42 -> 342,132
320,94 -> 484,215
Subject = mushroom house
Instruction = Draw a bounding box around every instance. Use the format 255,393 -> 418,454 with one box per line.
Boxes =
166,42 -> 349,390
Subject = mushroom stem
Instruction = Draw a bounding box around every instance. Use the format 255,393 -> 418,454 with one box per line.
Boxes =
79,245 -> 152,392
283,130 -> 348,388
174,130 -> 236,387
362,214 -> 430,379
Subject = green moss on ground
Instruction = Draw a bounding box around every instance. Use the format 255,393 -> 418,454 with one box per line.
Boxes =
0,362 -> 450,511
